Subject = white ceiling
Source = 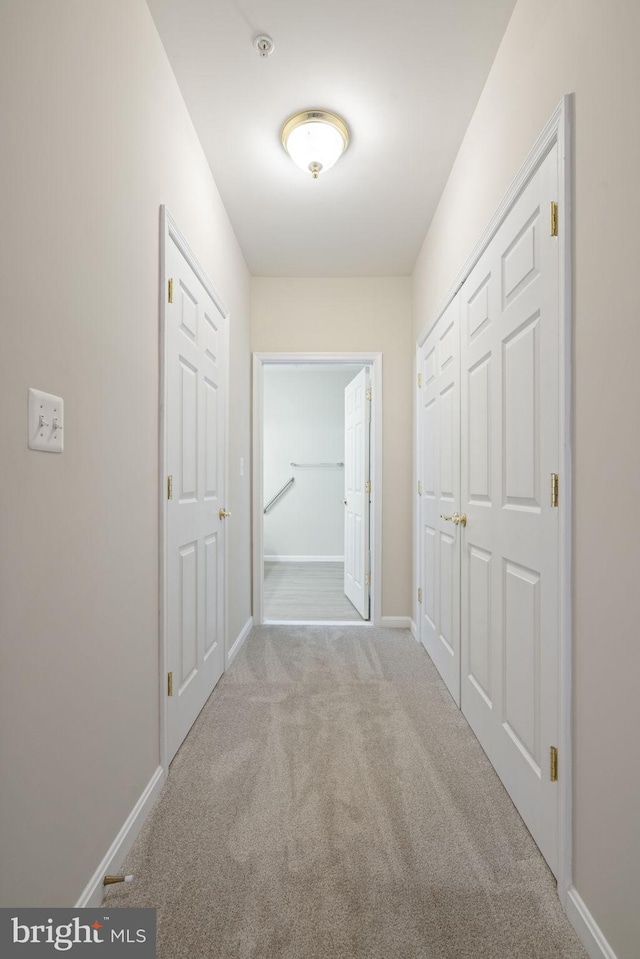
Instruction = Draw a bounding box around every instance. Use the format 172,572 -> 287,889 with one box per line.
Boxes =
147,0 -> 516,276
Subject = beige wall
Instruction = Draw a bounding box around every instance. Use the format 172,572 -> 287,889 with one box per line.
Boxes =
252,278 -> 413,618
0,0 -> 251,906
412,0 -> 640,955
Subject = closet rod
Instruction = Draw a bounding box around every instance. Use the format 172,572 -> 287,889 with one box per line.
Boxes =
290,462 -> 344,468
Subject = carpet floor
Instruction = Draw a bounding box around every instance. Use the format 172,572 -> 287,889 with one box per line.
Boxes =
104,626 -> 587,959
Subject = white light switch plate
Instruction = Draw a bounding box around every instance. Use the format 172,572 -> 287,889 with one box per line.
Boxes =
29,388 -> 64,452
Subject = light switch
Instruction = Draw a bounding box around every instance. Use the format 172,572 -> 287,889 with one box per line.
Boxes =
28,388 -> 64,452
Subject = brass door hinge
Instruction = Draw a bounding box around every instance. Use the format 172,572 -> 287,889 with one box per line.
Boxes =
366,386 -> 372,401
550,473 -> 558,508
167,475 -> 173,500
550,202 -> 559,237
168,278 -> 174,303
550,746 -> 558,782
417,373 -> 422,388
167,672 -> 173,697
417,587 -> 422,604
365,480 -> 372,494
365,573 -> 371,586
417,480 -> 422,496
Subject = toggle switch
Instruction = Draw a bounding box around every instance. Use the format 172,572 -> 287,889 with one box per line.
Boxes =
29,388 -> 64,452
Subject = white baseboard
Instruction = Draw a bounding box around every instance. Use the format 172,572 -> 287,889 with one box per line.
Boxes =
410,618 -> 417,639
75,765 -> 165,908
380,616 -> 412,630
227,616 -> 253,667
264,555 -> 344,563
565,887 -> 619,959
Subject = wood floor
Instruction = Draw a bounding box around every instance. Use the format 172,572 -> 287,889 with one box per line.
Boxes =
263,561 -> 365,621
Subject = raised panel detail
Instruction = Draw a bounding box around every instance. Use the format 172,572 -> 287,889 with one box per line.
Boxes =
502,209 -> 539,309
503,314 -> 540,508
179,358 -> 198,501
468,546 -> 492,705
204,311 -> 219,363
179,542 -> 198,686
354,514 -> 362,586
467,274 -> 491,342
439,384 -> 454,499
179,281 -> 198,341
423,399 -> 436,497
503,561 -> 540,772
204,377 -> 218,500
424,525 -> 436,629
423,346 -> 436,387
439,321 -> 454,371
439,532 -> 455,655
354,421 -> 364,492
468,355 -> 491,503
204,534 -> 218,657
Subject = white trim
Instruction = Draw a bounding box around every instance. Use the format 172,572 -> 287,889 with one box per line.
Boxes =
409,618 -> 417,640
227,616 -> 253,668
264,555 -> 344,563
253,352 -> 383,627
414,97 -> 573,897
75,765 -> 165,908
159,206 -> 230,773
566,888 -> 619,959
380,616 -> 413,630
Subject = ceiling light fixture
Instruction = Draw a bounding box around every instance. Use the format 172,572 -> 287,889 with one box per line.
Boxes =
281,110 -> 349,179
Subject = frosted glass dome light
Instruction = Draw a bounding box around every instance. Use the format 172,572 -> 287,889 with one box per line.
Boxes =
282,111 -> 349,179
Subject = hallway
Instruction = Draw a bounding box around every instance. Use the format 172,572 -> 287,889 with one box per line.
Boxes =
104,627 -> 587,958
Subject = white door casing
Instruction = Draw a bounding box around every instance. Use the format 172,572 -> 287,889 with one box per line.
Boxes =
418,298 -> 461,704
164,221 -> 227,765
344,367 -> 371,619
460,145 -> 560,874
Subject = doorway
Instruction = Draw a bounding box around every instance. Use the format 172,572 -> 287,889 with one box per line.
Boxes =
253,353 -> 383,626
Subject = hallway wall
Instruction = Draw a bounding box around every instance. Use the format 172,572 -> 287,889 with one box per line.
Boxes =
412,0 -> 640,956
0,0 -> 251,906
263,367 -> 356,559
252,277 -> 413,619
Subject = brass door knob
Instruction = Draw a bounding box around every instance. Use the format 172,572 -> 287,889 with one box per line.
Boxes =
219,508 -> 231,519
441,511 -> 467,527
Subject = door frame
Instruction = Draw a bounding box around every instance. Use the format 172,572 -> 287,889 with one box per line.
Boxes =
159,206 -> 230,773
414,96 -> 573,903
253,352 -> 383,626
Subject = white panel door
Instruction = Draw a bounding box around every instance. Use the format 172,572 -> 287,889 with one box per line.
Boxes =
166,235 -> 226,763
344,368 -> 370,619
460,145 -> 560,873
418,298 -> 461,704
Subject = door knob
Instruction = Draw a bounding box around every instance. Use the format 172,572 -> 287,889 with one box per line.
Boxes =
341,499 -> 348,505
219,508 -> 231,519
441,511 -> 467,527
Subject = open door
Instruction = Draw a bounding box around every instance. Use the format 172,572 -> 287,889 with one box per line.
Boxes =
343,367 -> 370,619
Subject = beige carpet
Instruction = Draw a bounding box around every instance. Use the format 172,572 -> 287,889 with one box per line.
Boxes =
104,626 -> 587,959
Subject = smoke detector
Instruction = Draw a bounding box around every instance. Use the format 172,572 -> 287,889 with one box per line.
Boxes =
254,35 -> 275,58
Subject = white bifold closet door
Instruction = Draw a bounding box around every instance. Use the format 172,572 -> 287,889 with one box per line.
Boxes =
418,144 -> 560,875
418,298 -> 461,705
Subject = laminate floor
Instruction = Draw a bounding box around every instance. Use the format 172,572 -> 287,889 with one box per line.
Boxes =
263,561 -> 365,621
